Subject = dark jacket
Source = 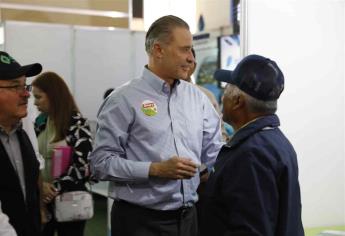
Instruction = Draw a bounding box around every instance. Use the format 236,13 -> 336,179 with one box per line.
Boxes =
0,128 -> 41,236
200,115 -> 304,236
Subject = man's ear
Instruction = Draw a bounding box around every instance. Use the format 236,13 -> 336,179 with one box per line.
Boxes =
233,94 -> 245,110
153,43 -> 163,59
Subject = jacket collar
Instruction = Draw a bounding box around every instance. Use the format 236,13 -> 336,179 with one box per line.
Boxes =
226,114 -> 280,148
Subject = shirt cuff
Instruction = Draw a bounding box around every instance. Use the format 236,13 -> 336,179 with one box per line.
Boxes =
134,161 -> 151,179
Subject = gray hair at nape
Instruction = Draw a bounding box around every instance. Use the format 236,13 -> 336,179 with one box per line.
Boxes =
145,15 -> 189,55
223,84 -> 278,114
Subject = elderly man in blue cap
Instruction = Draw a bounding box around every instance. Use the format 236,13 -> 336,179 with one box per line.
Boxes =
200,54 -> 304,236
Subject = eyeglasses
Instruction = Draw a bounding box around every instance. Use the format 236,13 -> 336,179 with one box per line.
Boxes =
0,84 -> 32,93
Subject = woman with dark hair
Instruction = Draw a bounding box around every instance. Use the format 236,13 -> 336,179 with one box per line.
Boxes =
32,71 -> 92,236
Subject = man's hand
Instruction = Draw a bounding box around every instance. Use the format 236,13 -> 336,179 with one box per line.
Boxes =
149,156 -> 198,179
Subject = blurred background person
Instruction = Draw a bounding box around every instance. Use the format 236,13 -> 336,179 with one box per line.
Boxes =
186,48 -> 220,113
187,48 -> 231,142
32,71 -> 93,236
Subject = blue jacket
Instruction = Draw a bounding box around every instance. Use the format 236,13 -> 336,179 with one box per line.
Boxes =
200,115 -> 304,236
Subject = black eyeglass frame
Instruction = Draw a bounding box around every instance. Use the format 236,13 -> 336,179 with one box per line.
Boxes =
0,84 -> 32,93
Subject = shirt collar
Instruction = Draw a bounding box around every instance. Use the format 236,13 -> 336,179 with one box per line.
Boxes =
142,66 -> 180,95
0,122 -> 23,135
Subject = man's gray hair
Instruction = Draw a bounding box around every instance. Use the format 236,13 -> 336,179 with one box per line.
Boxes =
145,15 -> 189,55
224,84 -> 277,114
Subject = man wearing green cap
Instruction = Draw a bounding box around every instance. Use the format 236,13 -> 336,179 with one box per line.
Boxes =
0,51 -> 43,236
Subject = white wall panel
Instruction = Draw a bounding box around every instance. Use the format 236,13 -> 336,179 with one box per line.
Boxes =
73,27 -> 143,121
245,0 -> 345,227
4,21 -> 73,88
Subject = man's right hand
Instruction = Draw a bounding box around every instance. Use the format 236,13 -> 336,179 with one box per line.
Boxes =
149,156 -> 198,179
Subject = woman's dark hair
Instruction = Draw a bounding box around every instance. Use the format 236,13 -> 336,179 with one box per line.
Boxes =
32,71 -> 80,142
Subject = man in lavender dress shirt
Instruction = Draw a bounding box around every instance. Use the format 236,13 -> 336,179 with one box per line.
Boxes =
89,15 -> 223,236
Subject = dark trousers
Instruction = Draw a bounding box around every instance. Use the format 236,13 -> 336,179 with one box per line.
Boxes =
42,206 -> 86,236
111,200 -> 198,236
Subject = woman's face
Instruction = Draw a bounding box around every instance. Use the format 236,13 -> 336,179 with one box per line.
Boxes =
32,86 -> 50,113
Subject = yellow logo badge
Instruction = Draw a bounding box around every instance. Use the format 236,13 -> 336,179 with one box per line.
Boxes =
141,100 -> 158,116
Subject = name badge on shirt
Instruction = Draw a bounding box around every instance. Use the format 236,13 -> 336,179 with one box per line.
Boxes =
141,100 -> 158,116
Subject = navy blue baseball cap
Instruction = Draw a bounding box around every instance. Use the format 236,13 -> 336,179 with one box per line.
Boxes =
215,54 -> 284,101
0,51 -> 42,80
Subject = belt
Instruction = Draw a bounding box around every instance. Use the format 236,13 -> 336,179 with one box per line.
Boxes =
115,200 -> 194,220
